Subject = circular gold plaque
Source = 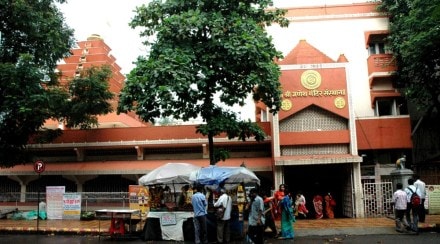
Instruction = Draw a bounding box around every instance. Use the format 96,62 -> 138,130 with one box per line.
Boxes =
334,97 -> 346,109
281,99 -> 292,111
301,70 -> 322,90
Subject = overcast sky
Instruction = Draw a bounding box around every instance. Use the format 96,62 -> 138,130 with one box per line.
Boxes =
59,0 -> 148,75
58,0 -> 272,121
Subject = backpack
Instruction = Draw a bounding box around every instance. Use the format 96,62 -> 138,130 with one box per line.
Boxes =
407,187 -> 421,208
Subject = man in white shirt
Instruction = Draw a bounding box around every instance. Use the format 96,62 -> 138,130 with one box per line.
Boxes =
214,188 -> 232,243
405,178 -> 422,233
414,175 -> 426,222
393,183 -> 408,232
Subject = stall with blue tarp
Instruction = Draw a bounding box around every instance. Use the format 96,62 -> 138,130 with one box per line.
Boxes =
190,165 -> 260,188
190,165 -> 260,241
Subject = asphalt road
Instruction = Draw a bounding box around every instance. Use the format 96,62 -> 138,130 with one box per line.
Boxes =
1,233 -> 439,244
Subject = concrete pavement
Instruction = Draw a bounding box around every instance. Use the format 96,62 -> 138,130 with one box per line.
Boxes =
0,214 -> 439,237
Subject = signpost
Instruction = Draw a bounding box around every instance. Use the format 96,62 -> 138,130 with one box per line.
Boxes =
34,160 -> 45,234
34,160 -> 45,174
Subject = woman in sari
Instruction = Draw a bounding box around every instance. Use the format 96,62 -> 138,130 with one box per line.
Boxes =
278,188 -> 295,239
273,184 -> 285,220
313,194 -> 324,219
324,193 -> 335,219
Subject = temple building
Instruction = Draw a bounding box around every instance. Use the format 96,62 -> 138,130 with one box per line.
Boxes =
1,1 -> 414,218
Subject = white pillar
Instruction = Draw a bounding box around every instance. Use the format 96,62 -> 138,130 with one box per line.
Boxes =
353,162 -> 365,218
20,184 -> 26,203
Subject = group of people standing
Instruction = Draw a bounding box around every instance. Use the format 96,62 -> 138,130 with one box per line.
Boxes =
191,183 -> 336,243
392,175 -> 426,234
191,184 -> 234,244
249,184 -> 295,244
191,183 -> 298,244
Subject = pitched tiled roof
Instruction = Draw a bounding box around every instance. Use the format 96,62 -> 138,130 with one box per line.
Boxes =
276,40 -> 335,65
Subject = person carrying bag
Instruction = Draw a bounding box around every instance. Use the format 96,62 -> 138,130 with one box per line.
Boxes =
214,188 -> 232,243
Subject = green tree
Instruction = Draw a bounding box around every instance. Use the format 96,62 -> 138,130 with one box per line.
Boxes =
378,0 -> 440,164
0,0 -> 114,167
118,0 -> 288,165
64,65 -> 114,129
378,0 -> 440,116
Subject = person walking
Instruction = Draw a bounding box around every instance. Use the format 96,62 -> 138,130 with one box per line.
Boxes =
214,188 -> 232,243
246,188 -> 265,244
263,194 -> 278,238
312,194 -> 324,219
295,192 -> 309,219
192,184 -> 208,244
405,178 -> 422,233
324,193 -> 335,219
393,183 -> 408,232
278,188 -> 295,240
273,184 -> 286,221
414,175 -> 426,222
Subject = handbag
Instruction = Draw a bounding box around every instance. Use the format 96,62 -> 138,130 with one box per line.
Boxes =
215,196 -> 230,220
216,206 -> 225,220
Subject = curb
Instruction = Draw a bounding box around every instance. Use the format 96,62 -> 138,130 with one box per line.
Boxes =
0,227 -> 103,235
295,224 -> 439,237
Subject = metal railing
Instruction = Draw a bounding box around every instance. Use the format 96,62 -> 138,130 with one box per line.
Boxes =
0,192 -> 132,211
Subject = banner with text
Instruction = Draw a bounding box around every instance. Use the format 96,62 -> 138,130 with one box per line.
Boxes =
63,193 -> 82,219
46,186 -> 65,220
427,185 -> 440,214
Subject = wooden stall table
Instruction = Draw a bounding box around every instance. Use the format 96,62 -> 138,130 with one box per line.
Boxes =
95,209 -> 141,239
143,211 -> 194,241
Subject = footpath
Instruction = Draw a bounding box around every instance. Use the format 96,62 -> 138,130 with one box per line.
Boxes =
0,214 -> 439,237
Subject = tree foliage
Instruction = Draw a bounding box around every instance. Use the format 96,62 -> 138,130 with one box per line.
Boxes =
118,0 -> 288,165
378,0 -> 440,117
64,66 -> 114,129
0,0 -> 114,167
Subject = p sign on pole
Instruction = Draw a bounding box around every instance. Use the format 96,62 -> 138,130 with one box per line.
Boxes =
34,160 -> 45,234
34,160 -> 45,174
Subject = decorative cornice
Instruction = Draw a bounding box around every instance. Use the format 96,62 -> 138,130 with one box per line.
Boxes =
286,12 -> 386,22
26,137 -> 272,149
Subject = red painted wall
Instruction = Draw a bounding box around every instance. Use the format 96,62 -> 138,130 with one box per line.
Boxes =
279,130 -> 350,146
356,118 -> 412,150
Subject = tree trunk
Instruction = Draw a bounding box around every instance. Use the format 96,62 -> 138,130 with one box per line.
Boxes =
208,132 -> 215,165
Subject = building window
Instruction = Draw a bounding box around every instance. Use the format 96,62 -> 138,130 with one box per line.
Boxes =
260,109 -> 268,122
374,97 -> 408,116
369,43 -> 385,55
369,42 -> 392,55
367,33 -> 391,55
396,97 -> 408,115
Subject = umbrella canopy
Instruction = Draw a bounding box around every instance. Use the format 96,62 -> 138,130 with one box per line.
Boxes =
190,165 -> 260,189
139,162 -> 201,186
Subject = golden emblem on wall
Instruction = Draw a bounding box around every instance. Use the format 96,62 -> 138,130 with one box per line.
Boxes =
301,70 -> 322,90
334,97 -> 346,109
281,99 -> 292,111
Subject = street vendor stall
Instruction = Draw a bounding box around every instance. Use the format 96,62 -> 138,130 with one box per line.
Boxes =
190,165 -> 260,241
139,163 -> 260,242
139,162 -> 200,241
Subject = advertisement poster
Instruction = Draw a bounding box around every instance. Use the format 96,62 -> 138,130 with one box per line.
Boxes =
46,186 -> 65,219
427,185 -> 440,214
63,193 -> 82,219
129,185 -> 149,214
